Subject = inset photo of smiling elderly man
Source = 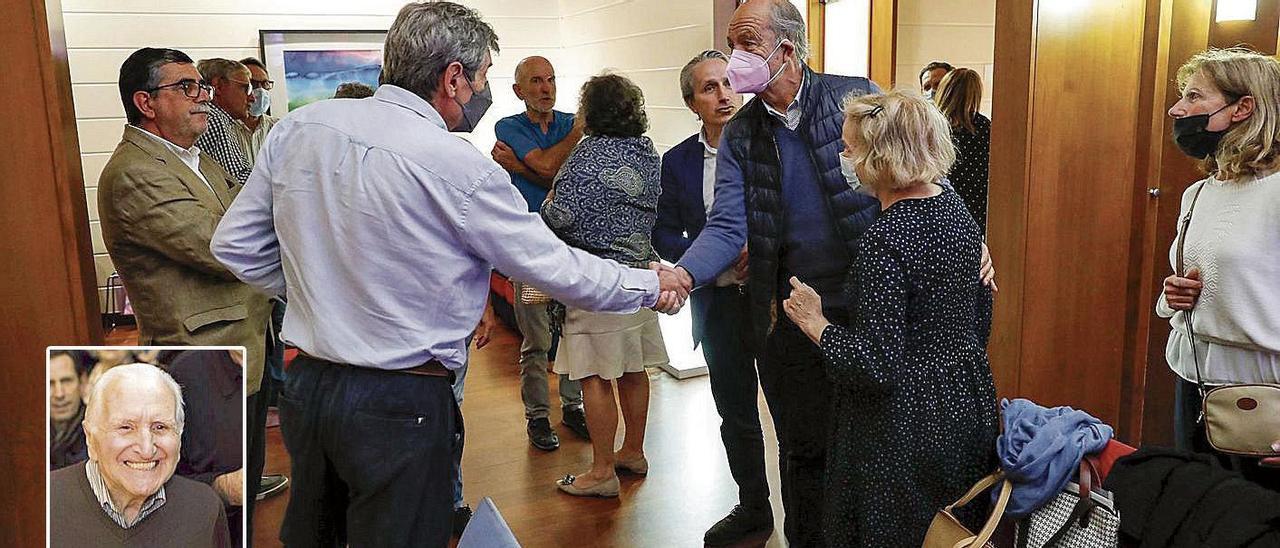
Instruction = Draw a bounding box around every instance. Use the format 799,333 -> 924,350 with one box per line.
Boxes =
47,347 -> 245,548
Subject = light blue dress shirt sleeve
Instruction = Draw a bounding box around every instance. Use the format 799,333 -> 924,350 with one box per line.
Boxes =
211,140 -> 286,297
457,167 -> 659,312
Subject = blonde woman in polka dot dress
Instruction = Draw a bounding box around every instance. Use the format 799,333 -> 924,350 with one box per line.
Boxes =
783,90 -> 998,547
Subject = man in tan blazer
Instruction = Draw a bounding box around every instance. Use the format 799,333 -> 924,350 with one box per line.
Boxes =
98,47 -> 269,393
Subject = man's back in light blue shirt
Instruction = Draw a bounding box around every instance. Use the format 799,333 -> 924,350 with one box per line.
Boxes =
211,85 -> 659,371
494,110 -> 574,212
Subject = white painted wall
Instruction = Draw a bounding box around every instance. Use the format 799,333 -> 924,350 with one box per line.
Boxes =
823,0 -> 872,79
64,0 -> 713,311
893,0 -> 994,114
557,0 -> 713,153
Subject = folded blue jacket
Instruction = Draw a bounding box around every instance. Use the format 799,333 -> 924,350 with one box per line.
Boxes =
996,398 -> 1114,517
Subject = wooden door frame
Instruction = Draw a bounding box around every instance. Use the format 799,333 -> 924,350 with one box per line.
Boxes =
868,0 -> 897,88
2,0 -> 101,543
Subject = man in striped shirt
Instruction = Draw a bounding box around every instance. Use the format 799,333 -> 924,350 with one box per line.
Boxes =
194,58 -> 254,184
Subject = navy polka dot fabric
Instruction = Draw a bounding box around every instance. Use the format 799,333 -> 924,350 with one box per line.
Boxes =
818,188 -> 999,546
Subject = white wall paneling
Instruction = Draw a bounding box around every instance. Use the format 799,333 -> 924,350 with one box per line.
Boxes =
824,0 -> 872,79
894,0 -> 995,114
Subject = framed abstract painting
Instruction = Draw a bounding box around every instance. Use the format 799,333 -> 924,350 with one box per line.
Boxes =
259,30 -> 387,114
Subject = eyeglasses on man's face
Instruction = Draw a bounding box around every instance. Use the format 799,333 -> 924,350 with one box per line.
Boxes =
147,79 -> 213,99
225,78 -> 252,95
250,78 -> 275,90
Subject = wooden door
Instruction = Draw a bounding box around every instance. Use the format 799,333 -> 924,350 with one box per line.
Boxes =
0,0 -> 100,543
989,0 -> 1157,437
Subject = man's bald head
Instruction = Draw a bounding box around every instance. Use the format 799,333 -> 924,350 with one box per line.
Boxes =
514,56 -> 551,83
728,0 -> 809,62
513,56 -> 557,114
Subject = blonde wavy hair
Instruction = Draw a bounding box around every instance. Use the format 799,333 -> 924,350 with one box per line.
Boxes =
841,90 -> 955,190
935,68 -> 983,134
1176,48 -> 1280,180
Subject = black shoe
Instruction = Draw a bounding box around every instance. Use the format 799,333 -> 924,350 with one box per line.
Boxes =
704,503 -> 773,546
561,407 -> 591,441
255,474 -> 289,501
527,418 -> 560,451
452,505 -> 473,537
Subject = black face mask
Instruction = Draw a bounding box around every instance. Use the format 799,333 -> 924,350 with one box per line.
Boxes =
450,74 -> 492,133
1172,101 -> 1235,159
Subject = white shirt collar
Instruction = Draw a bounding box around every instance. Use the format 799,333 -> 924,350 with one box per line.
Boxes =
373,84 -> 447,130
130,125 -> 214,193
131,125 -> 202,160
697,128 -> 718,157
763,70 -> 807,126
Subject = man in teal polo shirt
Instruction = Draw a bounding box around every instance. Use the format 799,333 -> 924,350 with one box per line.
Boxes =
491,55 -> 587,451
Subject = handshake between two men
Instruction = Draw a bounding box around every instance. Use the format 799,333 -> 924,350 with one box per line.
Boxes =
649,262 -> 694,314
648,245 -> 750,315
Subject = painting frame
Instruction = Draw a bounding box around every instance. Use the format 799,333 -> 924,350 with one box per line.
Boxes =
258,29 -> 388,115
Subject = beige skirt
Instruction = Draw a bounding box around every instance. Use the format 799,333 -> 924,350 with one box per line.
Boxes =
554,307 -> 669,381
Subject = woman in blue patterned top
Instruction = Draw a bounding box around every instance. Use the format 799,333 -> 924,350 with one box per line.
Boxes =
542,73 -> 669,498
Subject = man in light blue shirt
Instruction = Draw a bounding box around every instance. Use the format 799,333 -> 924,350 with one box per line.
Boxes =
210,3 -> 686,545
490,56 -> 588,451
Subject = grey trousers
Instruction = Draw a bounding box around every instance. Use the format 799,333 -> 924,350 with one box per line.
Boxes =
512,282 -> 582,419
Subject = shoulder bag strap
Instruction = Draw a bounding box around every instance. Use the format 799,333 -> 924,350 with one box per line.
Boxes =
1176,183 -> 1209,403
1040,458 -> 1098,548
947,472 -> 1012,548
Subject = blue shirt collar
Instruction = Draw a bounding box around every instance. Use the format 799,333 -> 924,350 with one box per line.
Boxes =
374,85 -> 447,130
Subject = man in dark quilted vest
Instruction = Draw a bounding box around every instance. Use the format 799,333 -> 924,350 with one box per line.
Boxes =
674,4 -> 996,545
671,2 -> 879,545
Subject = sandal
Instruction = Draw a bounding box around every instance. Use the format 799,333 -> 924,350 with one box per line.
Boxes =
556,474 -> 620,497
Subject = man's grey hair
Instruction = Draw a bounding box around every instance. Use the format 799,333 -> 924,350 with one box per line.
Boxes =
196,58 -> 248,82
680,50 -> 730,103
84,363 -> 185,436
769,0 -> 809,62
239,57 -> 267,72
380,1 -> 500,100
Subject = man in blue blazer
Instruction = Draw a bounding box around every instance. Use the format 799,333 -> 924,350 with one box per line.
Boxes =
653,50 -> 764,547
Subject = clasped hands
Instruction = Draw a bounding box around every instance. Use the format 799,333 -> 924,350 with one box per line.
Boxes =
649,262 -> 694,314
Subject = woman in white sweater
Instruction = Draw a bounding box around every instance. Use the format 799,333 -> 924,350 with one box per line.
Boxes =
1161,47 -> 1280,489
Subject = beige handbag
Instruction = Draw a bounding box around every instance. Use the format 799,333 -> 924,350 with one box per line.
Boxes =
923,471 -> 1011,548
1203,383 -> 1280,457
1177,183 -> 1280,458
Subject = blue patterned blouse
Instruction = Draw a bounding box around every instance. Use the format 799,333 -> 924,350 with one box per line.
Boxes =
540,135 -> 662,268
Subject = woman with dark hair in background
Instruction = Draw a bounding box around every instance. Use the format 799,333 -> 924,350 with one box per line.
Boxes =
543,73 -> 669,497
935,67 -> 991,235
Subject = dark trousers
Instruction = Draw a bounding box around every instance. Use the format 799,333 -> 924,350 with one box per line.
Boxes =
245,332 -> 276,547
700,286 -> 769,507
1174,377 -> 1280,491
757,308 -> 846,548
279,356 -> 459,547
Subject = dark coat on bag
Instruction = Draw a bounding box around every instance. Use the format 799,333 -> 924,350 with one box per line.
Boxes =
1103,446 -> 1280,547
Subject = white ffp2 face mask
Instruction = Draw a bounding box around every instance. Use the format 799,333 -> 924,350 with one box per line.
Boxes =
840,154 -> 876,196
249,88 -> 270,117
